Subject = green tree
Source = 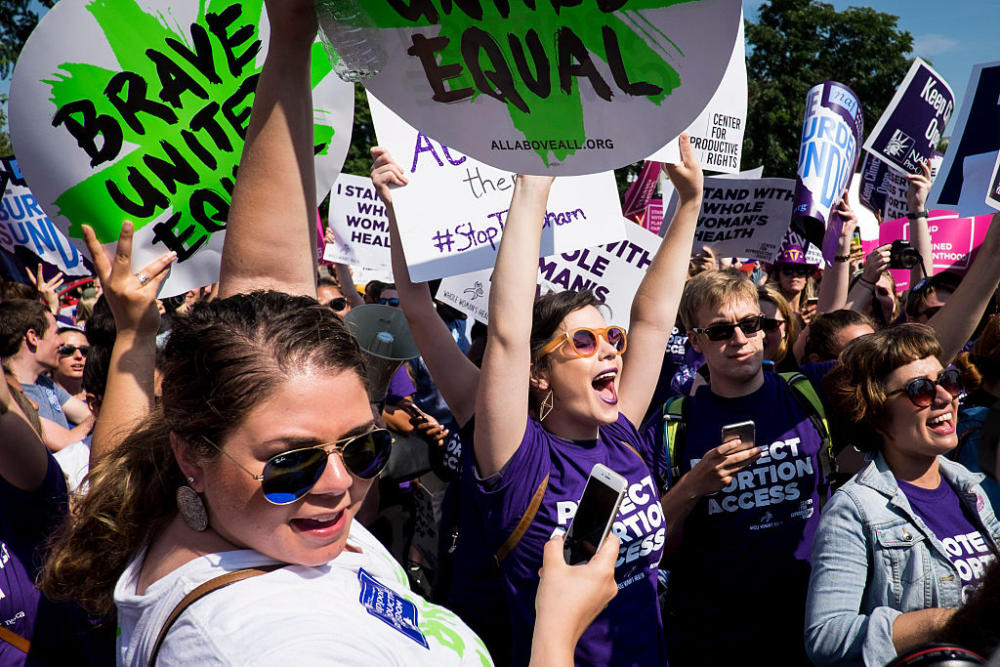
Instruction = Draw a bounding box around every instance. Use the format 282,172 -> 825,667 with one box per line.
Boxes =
743,0 -> 913,177
0,95 -> 12,155
1,0 -> 55,79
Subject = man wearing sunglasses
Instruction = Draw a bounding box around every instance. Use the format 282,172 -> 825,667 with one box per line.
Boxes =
0,300 -> 93,451
649,269 -> 838,666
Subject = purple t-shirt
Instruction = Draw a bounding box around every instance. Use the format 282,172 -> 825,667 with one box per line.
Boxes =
646,370 -> 828,663
477,414 -> 666,667
898,478 -> 997,602
385,365 -> 416,405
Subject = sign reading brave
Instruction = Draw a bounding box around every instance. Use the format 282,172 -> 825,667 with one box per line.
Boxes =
10,0 -> 354,296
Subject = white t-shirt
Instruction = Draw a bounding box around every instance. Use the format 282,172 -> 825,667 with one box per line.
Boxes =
114,522 -> 493,666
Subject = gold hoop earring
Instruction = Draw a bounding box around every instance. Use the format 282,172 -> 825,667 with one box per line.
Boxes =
539,390 -> 554,421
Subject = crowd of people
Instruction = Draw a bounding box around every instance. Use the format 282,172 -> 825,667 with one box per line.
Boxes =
2,2 -> 1000,665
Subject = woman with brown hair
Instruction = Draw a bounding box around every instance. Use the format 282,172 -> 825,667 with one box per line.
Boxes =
757,283 -> 800,372
805,323 -> 1000,666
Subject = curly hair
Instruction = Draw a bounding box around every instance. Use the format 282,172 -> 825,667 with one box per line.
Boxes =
41,291 -> 368,618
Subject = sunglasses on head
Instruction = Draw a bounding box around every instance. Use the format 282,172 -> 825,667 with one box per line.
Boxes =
762,317 -> 784,333
58,344 -> 89,357
328,297 -> 348,311
780,266 -> 811,278
379,297 -> 400,307
535,326 -> 627,362
202,429 -> 394,505
692,315 -> 764,341
886,368 -> 964,408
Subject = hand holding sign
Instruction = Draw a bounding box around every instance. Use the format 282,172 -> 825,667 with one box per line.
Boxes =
906,161 -> 933,213
370,147 -> 409,204
83,222 -> 176,336
663,135 -> 704,206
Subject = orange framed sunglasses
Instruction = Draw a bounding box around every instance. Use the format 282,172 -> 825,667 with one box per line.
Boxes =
534,326 -> 628,362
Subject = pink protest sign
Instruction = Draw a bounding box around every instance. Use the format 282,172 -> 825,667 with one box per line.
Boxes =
640,200 -> 665,235
879,209 -> 992,290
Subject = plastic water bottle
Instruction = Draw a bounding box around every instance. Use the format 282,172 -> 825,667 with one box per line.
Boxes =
315,0 -> 386,83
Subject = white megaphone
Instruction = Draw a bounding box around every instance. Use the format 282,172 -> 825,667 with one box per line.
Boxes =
343,304 -> 420,404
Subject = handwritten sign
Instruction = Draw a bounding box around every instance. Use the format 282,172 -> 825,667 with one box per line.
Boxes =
791,81 -> 864,249
369,94 -> 625,282
9,0 -> 354,297
929,62 -> 1000,214
359,0 -> 742,175
647,11 -> 747,174
863,59 -> 954,175
436,220 -> 662,326
324,174 -> 393,279
880,210 -> 992,290
1,156 -> 91,279
858,151 -> 944,222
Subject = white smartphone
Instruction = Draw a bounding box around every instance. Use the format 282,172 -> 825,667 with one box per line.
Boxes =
721,420 -> 755,450
563,463 -> 627,565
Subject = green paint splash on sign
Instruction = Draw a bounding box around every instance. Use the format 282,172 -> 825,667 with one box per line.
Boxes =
45,0 -> 336,253
362,0 -> 696,165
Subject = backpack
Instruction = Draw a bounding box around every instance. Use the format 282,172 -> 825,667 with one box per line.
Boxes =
659,371 -> 840,504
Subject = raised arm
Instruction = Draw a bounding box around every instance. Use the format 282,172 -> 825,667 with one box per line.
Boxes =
618,135 -> 702,426
906,160 -> 934,284
0,365 -> 50,492
815,197 -> 857,315
927,212 -> 1000,364
82,222 -> 175,463
371,147 -> 481,426
474,176 -> 553,477
219,1 -> 318,299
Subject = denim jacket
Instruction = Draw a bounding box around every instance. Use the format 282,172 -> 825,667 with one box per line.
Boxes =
804,454 -> 1000,666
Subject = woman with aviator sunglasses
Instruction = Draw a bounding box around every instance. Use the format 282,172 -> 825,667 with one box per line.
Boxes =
805,324 -> 1000,666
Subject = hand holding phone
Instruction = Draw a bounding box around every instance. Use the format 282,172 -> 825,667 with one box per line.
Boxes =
563,464 -> 627,565
721,420 -> 755,452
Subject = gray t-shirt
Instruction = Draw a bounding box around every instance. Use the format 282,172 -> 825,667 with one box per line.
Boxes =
21,375 -> 71,428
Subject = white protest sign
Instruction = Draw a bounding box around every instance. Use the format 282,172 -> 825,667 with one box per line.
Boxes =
9,0 -> 354,297
358,0 -> 742,175
956,151 -> 999,217
647,12 -> 747,173
324,174 -> 393,279
369,93 -> 626,282
437,220 -> 662,326
666,176 -> 794,262
988,151 -> 1000,212
1,156 -> 91,277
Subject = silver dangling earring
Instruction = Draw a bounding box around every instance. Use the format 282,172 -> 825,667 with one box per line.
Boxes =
539,390 -> 554,421
176,482 -> 208,532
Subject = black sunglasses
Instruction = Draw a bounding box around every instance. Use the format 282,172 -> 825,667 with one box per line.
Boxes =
692,315 -> 764,341
328,297 -> 348,311
780,266 -> 812,277
379,297 -> 400,307
58,344 -> 90,357
202,429 -> 394,505
762,317 -> 784,333
886,368 -> 964,408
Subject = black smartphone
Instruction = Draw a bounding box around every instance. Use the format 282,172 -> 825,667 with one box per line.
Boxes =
563,464 -> 627,565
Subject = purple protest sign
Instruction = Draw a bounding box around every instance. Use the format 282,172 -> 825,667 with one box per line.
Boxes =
880,210 -> 992,290
792,81 -> 864,249
863,59 -> 954,176
622,161 -> 662,220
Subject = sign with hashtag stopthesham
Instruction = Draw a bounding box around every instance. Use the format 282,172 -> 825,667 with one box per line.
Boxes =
369,94 -> 626,282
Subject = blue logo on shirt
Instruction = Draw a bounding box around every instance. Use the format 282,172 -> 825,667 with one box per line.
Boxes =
357,568 -> 429,649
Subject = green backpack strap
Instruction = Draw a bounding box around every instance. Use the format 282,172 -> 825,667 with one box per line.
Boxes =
494,474 -> 549,566
661,396 -> 688,490
780,371 -> 837,502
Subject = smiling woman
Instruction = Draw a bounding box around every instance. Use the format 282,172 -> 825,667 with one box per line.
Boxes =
805,323 -> 1000,666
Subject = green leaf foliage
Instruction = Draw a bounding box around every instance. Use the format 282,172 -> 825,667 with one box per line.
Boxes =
743,0 -> 913,177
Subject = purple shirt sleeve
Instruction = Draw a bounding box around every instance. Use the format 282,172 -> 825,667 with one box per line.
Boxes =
385,365 -> 416,405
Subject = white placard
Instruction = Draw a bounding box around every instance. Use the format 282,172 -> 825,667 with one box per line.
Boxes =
323,174 -> 393,277
9,0 -> 354,297
369,94 -> 626,282
988,150 -> 1000,212
436,221 -> 662,327
956,151 -> 1000,217
647,12 -> 747,174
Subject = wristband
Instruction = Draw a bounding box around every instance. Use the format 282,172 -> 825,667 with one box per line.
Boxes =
858,276 -> 877,289
833,254 -> 851,263
906,210 -> 928,220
